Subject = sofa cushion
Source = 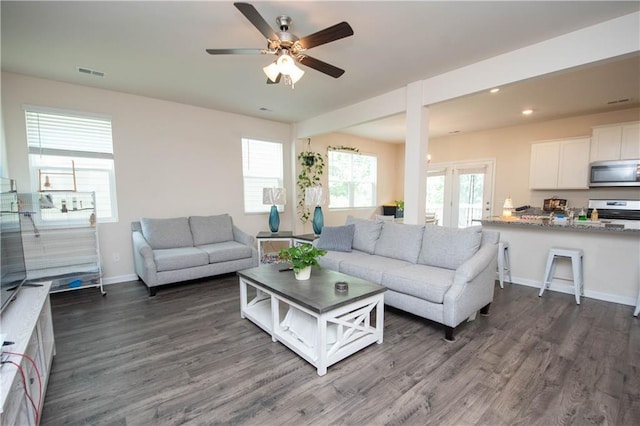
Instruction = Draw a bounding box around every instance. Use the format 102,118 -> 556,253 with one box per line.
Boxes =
198,241 -> 253,263
153,247 -> 209,272
373,222 -> 424,263
316,224 -> 355,252
141,217 -> 193,250
317,249 -> 370,271
419,225 -> 483,270
345,216 -> 383,254
339,254 -> 411,284
189,214 -> 234,246
382,264 -> 455,304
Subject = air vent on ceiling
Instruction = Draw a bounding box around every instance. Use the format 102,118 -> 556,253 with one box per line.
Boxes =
77,67 -> 105,78
607,98 -> 631,105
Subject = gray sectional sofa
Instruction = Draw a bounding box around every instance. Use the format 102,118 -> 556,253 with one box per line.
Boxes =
131,214 -> 258,296
315,216 -> 499,340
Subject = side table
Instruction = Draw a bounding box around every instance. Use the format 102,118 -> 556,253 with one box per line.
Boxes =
256,231 -> 293,264
293,233 -> 318,246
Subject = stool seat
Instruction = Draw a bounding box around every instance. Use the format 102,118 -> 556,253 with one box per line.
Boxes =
539,247 -> 584,305
497,241 -> 512,289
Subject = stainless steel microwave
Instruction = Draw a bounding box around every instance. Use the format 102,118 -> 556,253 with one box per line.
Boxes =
589,159 -> 640,187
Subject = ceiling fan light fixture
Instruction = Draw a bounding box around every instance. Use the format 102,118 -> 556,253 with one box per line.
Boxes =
273,50 -> 304,87
263,62 -> 280,82
276,52 -> 295,74
288,63 -> 305,84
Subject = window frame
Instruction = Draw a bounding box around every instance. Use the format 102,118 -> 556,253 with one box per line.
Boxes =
327,150 -> 378,209
241,137 -> 285,214
24,105 -> 118,223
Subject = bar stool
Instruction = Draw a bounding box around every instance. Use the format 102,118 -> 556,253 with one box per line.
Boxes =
539,247 -> 584,304
497,241 -> 512,289
634,289 -> 639,317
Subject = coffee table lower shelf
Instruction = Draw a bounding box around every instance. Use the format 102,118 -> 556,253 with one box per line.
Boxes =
239,276 -> 384,376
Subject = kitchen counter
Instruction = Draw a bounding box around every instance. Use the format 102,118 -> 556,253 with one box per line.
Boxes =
480,218 -> 639,307
480,217 -> 640,234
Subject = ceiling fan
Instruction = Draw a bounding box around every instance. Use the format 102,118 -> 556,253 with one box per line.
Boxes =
206,2 -> 354,87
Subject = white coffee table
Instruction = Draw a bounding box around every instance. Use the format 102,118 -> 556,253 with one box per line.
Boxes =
237,264 -> 385,376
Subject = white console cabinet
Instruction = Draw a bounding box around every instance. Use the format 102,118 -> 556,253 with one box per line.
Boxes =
1,281 -> 55,425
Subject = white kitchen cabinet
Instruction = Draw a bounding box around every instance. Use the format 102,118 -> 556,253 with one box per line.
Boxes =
591,122 -> 640,161
530,137 -> 590,189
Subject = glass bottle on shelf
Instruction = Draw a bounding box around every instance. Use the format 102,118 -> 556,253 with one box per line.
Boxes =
578,208 -> 587,221
61,199 -> 68,213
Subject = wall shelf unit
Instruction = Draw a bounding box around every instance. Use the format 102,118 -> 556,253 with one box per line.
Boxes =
18,191 -> 105,295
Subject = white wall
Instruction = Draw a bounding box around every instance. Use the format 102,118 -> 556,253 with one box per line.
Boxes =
2,72 -> 293,283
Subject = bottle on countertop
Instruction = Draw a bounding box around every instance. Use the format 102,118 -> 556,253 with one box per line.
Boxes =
578,208 -> 587,221
590,208 -> 598,221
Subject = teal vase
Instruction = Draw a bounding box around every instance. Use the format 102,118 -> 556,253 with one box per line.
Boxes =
269,205 -> 279,233
312,206 -> 323,235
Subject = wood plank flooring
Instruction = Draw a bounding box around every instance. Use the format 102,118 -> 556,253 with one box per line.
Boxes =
41,275 -> 640,425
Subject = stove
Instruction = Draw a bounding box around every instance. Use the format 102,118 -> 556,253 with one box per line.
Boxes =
588,199 -> 640,221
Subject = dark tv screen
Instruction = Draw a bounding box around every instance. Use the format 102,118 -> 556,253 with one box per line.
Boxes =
1,178 -> 27,314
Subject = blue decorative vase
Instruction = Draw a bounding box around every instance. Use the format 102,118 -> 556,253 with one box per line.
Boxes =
312,206 -> 324,235
269,205 -> 280,233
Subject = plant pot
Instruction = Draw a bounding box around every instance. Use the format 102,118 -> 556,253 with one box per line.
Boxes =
294,266 -> 311,280
303,156 -> 316,166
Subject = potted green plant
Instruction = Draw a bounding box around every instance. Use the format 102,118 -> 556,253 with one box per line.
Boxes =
279,243 -> 327,280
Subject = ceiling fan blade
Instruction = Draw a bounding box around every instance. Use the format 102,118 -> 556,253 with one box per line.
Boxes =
206,48 -> 264,55
266,74 -> 282,84
298,22 -> 354,50
298,56 -> 345,78
234,2 -> 279,41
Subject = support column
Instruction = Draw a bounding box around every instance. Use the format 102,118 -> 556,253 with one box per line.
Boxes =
403,81 -> 429,225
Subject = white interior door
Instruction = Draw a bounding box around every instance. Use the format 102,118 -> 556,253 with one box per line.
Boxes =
426,160 -> 494,228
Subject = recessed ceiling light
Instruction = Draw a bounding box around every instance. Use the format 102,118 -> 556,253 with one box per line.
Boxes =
489,88 -> 500,94
522,109 -> 534,115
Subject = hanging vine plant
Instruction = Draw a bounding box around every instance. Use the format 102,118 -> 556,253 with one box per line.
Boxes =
297,139 -> 325,223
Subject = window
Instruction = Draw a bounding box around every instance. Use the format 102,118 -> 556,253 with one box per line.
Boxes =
241,138 -> 283,213
328,150 -> 377,208
25,106 -> 118,222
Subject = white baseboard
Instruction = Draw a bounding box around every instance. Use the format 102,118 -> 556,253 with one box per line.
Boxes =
499,274 -> 637,307
102,274 -> 139,285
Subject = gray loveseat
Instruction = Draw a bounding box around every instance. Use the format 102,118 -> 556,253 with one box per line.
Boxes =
315,217 -> 499,340
131,214 -> 258,296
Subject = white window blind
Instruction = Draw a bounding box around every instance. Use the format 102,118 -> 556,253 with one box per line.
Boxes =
328,150 -> 377,208
242,138 -> 283,213
24,106 -> 118,222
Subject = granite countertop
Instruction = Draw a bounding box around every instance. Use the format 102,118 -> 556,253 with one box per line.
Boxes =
479,217 -> 640,234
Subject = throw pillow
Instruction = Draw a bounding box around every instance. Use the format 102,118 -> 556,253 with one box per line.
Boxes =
418,225 -> 483,270
316,224 -> 355,252
140,217 -> 194,250
345,216 -> 383,254
189,214 -> 234,246
374,222 -> 425,263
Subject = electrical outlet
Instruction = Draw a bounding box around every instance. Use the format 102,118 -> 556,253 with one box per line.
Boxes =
113,253 -> 120,262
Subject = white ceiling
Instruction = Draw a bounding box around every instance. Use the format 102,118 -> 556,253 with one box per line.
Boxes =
2,1 -> 639,141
